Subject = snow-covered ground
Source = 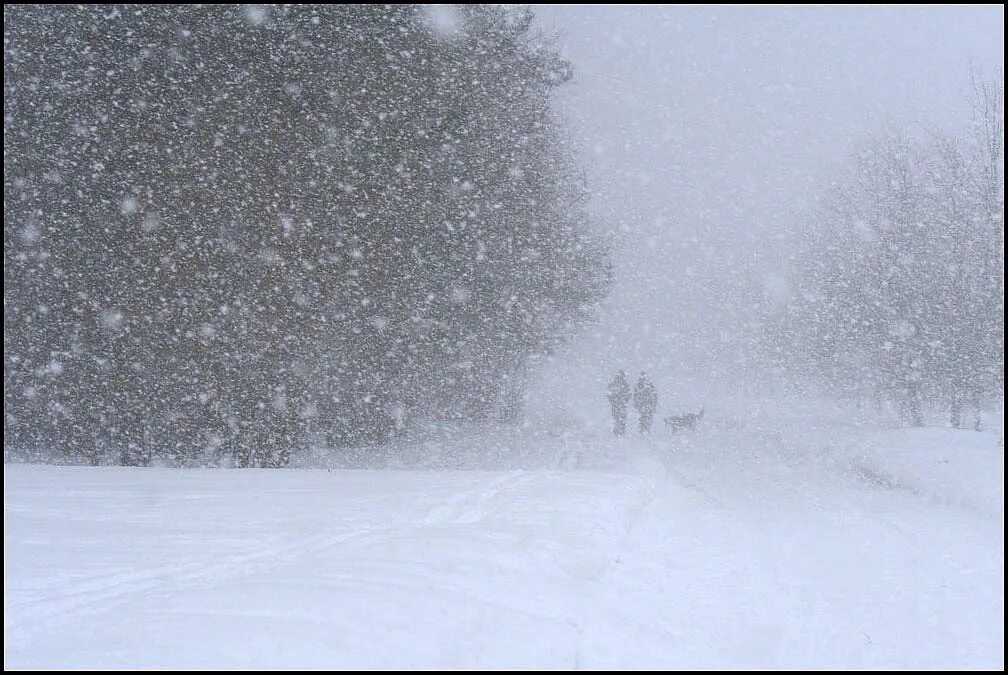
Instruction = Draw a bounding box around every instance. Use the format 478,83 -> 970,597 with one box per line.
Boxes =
4,402 -> 1004,668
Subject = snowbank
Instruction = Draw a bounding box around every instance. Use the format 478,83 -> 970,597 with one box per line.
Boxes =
841,427 -> 1004,516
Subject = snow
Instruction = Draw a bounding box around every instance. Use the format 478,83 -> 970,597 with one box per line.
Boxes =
842,427 -> 1004,516
1,7 -> 1003,669
5,408 -> 1003,668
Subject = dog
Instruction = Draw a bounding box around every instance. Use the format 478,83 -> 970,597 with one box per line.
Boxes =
665,407 -> 704,433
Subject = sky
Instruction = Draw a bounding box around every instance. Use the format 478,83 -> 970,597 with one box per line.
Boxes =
530,4 -> 1005,404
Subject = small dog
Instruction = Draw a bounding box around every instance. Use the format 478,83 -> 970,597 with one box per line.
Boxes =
665,407 -> 704,433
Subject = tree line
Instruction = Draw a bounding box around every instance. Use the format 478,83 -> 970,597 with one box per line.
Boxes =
766,73 -> 1003,427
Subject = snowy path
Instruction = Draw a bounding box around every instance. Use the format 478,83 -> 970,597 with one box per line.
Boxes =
4,420 -> 1004,668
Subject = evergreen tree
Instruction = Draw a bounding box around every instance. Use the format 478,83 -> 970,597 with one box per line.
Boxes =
4,5 -> 610,465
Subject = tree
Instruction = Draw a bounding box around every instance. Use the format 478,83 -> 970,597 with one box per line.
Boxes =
772,72 -> 1003,426
3,5 -> 610,465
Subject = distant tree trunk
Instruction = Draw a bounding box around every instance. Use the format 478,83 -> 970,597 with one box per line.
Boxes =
903,385 -> 924,427
950,392 -> 963,429
498,372 -> 527,425
970,389 -> 983,431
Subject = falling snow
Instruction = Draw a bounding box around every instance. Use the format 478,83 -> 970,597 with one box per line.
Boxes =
3,4 -> 1003,670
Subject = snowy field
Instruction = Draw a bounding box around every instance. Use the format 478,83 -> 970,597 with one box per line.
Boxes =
4,404 -> 1004,669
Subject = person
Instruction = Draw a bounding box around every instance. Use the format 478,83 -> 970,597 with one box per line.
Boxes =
633,371 -> 657,433
607,370 -> 631,436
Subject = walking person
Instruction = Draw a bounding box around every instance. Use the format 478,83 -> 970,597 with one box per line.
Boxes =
607,370 -> 631,436
633,371 -> 657,434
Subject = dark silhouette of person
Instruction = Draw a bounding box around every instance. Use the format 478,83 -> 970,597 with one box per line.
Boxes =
633,371 -> 657,433
607,370 -> 631,436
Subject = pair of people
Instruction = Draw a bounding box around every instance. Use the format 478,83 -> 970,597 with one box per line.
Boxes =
607,370 -> 657,436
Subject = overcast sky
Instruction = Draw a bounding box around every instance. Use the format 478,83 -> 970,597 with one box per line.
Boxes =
531,5 -> 1004,399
